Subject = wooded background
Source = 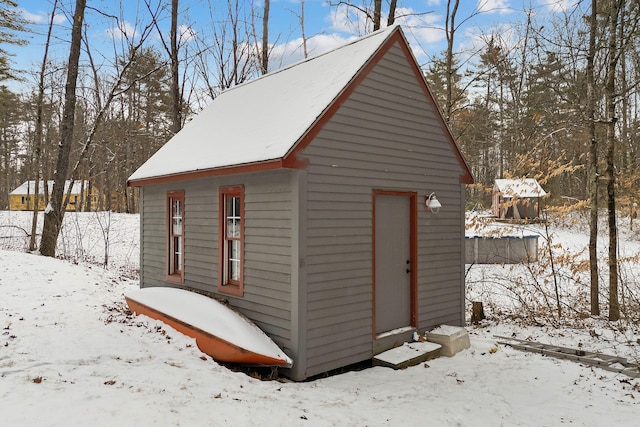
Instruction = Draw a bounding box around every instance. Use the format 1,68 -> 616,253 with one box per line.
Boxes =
0,0 -> 637,318
1,0 -> 638,214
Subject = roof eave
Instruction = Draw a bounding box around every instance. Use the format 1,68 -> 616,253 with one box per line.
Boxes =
127,158 -> 288,187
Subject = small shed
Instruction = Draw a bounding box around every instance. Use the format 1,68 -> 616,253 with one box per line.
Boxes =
128,25 -> 473,380
9,180 -> 99,212
492,178 -> 546,220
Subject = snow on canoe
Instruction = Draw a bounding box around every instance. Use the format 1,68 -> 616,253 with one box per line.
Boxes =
125,287 -> 292,368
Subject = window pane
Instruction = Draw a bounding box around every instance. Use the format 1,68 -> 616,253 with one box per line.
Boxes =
174,236 -> 182,271
229,259 -> 240,281
230,240 -> 240,259
172,199 -> 182,234
227,219 -> 239,238
227,196 -> 240,217
220,189 -> 243,290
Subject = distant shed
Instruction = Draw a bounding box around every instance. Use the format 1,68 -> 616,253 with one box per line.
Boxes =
492,178 -> 546,220
128,26 -> 473,381
9,180 -> 99,212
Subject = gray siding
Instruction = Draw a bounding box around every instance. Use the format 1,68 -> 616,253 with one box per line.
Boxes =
301,42 -> 466,377
139,170 -> 294,353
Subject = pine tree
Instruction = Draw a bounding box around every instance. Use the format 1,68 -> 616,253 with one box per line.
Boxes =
0,0 -> 27,83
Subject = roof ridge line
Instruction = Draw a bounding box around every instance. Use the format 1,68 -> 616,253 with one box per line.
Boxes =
221,25 -> 400,96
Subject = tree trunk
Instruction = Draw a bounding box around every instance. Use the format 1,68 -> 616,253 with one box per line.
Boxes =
170,0 -> 181,134
301,0 -> 308,58
29,0 -> 57,251
261,0 -> 269,75
587,0 -> 600,316
373,0 -> 381,30
39,0 -> 86,257
444,0 -> 460,122
605,0 -> 620,321
387,0 -> 397,26
471,301 -> 485,324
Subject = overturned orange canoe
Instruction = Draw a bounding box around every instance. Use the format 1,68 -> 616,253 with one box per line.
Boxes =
125,287 -> 292,368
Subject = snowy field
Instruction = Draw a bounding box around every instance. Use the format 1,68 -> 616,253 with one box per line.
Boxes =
1,210 -> 639,426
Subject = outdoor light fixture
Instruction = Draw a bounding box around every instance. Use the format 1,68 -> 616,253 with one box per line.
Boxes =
425,192 -> 441,213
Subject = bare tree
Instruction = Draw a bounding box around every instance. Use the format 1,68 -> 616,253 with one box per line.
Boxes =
328,0 -> 399,32
261,0 -> 269,74
604,0 -> 621,321
29,0 -> 58,251
587,0 -> 599,316
40,0 -> 86,257
443,0 -> 460,122
170,0 -> 181,134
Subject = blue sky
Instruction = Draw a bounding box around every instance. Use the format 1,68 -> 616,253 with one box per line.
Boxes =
7,0 -> 579,94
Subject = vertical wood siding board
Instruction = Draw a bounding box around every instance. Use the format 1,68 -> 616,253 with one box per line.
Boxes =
244,230 -> 291,240
318,118 -> 447,143
307,333 -> 373,357
244,264 -> 291,279
307,303 -> 371,323
458,185 -> 466,326
305,266 -> 370,280
305,138 -> 459,169
307,291 -> 371,310
306,210 -> 372,220
306,341 -> 372,368
305,352 -> 373,379
306,280 -> 371,297
242,278 -> 291,295
305,325 -> 372,347
227,298 -> 291,319
244,248 -> 291,259
306,192 -> 371,203
302,251 -> 370,265
420,311 -> 464,327
306,320 -> 372,340
306,308 -> 371,330
306,243 -> 369,255
310,131 -> 455,158
289,168 -> 308,381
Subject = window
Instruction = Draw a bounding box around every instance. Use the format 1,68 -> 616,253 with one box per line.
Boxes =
219,186 -> 244,296
167,191 -> 184,282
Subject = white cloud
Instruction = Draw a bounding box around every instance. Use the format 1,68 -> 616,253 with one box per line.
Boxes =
327,3 -> 372,35
543,0 -> 580,13
268,33 -> 356,71
394,7 -> 445,45
105,21 -> 137,41
477,0 -> 512,14
179,25 -> 197,44
20,9 -> 65,25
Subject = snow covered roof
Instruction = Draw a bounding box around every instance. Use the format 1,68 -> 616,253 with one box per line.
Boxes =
10,180 -> 89,195
128,25 -> 417,184
494,178 -> 547,198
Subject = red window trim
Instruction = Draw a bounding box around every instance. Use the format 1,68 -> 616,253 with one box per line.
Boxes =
166,191 -> 185,283
218,186 -> 244,296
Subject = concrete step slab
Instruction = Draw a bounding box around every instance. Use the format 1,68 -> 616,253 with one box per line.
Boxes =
373,341 -> 442,369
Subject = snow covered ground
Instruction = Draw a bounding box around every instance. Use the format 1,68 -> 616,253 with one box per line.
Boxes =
1,210 -> 639,426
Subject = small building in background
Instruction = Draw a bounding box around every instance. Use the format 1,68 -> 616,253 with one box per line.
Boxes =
492,178 -> 546,220
9,180 -> 100,212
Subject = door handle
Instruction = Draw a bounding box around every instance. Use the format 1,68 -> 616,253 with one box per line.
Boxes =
406,259 -> 411,273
